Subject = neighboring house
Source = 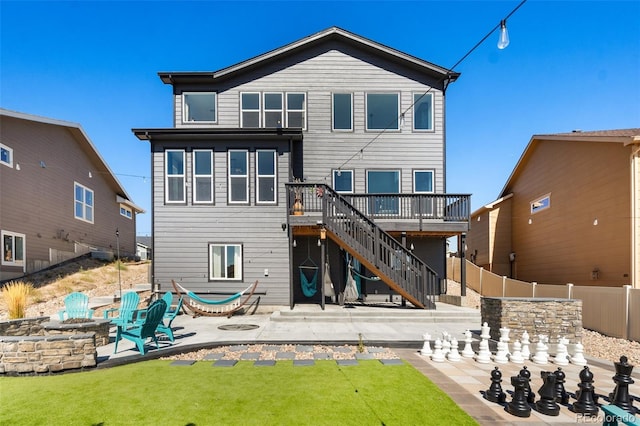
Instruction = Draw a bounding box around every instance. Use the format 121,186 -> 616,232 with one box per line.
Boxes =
466,129 -> 640,288
133,27 -> 470,308
0,108 -> 144,281
136,236 -> 152,260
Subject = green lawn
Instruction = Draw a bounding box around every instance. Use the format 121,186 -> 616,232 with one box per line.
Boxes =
1,360 -> 478,425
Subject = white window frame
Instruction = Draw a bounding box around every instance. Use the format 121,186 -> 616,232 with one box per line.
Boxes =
120,204 -> 133,219
2,230 -> 25,269
286,92 -> 306,130
165,150 -> 186,204
0,143 -> 13,168
240,92 -> 261,128
182,92 -> 217,124
263,92 -> 283,128
365,92 -> 400,131
332,93 -> 353,132
413,170 -> 434,193
531,193 -> 551,214
412,92 -> 434,132
193,149 -> 214,204
208,243 -> 243,281
332,169 -> 354,193
256,149 -> 277,204
228,149 -> 249,204
74,182 -> 94,223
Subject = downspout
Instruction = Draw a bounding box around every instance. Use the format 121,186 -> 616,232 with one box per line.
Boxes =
288,137 -> 295,309
631,141 -> 640,289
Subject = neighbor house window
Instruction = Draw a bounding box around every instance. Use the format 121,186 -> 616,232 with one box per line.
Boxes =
2,230 -> 25,268
0,143 -> 13,168
332,93 -> 353,131
366,93 -> 399,130
74,182 -> 94,223
193,150 -> 214,203
165,150 -> 185,203
413,170 -> 434,193
332,169 -> 354,193
531,194 -> 551,214
209,243 -> 242,280
413,93 -> 433,131
228,150 -> 248,203
256,150 -> 277,204
286,93 -> 306,129
263,93 -> 283,128
183,92 -> 217,123
120,205 -> 133,219
366,170 -> 400,214
241,92 -> 260,128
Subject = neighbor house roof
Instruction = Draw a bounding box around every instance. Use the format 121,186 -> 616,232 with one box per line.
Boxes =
157,26 -> 459,86
0,108 -> 144,213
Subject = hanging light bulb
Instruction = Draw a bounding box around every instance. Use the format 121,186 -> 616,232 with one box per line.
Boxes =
497,19 -> 510,49
359,149 -> 364,160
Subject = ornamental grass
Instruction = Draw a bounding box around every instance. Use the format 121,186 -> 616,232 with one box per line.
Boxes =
1,280 -> 34,319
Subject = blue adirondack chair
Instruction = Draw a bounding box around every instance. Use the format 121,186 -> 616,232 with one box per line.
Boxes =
58,292 -> 94,321
156,292 -> 183,342
103,291 -> 140,328
113,299 -> 167,355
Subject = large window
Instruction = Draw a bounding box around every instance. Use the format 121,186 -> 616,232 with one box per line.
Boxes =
165,150 -> 185,203
209,243 -> 242,280
0,143 -> 13,168
228,150 -> 248,203
241,93 -> 260,128
332,169 -> 354,193
286,93 -> 306,129
74,182 -> 94,223
366,93 -> 399,130
256,150 -> 276,204
183,92 -> 217,123
193,150 -> 214,203
332,93 -> 353,131
2,230 -> 25,268
413,93 -> 433,131
263,93 -> 283,128
367,170 -> 400,215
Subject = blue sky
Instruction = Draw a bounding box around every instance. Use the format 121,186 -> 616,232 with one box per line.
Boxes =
2,0 -> 639,237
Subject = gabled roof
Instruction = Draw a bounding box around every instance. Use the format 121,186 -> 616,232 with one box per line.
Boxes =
0,108 -> 144,213
158,26 -> 459,86
497,128 -> 640,199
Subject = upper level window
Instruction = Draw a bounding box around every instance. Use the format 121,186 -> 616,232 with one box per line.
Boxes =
165,150 -> 185,203
74,182 -> 94,223
0,143 -> 13,168
286,93 -> 306,129
332,93 -> 353,131
193,150 -> 214,204
366,93 -> 399,130
332,169 -> 354,193
256,150 -> 276,204
241,93 -> 260,128
183,92 -> 217,123
120,205 -> 133,219
209,243 -> 242,280
531,194 -> 551,214
263,93 -> 283,128
413,170 -> 434,193
413,93 -> 433,131
2,230 -> 25,268
228,150 -> 248,204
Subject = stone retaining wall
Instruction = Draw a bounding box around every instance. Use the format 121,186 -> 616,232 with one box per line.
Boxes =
0,333 -> 97,375
0,317 -> 49,336
481,297 -> 582,343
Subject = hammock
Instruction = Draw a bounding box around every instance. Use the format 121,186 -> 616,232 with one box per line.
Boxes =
343,261 -> 360,302
323,262 -> 335,298
299,258 -> 318,298
171,280 -> 260,318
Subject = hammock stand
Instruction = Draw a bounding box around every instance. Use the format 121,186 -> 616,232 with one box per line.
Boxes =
171,280 -> 260,318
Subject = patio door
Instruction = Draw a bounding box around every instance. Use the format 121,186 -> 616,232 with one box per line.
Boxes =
366,170 -> 400,215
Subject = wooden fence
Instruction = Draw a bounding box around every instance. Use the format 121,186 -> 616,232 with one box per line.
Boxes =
447,257 -> 639,342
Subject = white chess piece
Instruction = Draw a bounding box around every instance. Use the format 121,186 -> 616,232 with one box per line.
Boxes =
570,341 -> 587,366
431,338 -> 445,362
480,322 -> 491,340
509,340 -> 525,364
442,336 -> 451,356
420,333 -> 433,356
552,336 -> 570,366
531,334 -> 549,364
521,331 -> 531,359
493,340 -> 509,363
461,330 -> 475,358
499,327 -> 511,343
475,336 -> 491,363
447,338 -> 461,362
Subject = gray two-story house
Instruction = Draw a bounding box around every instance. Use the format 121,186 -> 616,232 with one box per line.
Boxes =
134,27 -> 470,309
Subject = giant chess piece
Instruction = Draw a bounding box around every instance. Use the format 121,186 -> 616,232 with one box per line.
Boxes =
521,331 -> 531,359
507,375 -> 532,417
519,366 -> 535,403
532,335 -> 549,365
609,355 -> 636,414
572,366 -> 599,416
499,326 -> 511,344
420,333 -> 433,356
570,341 -> 587,366
493,340 -> 509,364
461,329 -> 475,358
552,336 -> 570,366
442,332 -> 451,356
553,367 -> 569,405
535,371 -> 560,416
485,367 -> 506,403
431,338 -> 446,362
480,322 -> 491,340
475,335 -> 492,364
447,338 -> 462,362
510,340 -> 525,364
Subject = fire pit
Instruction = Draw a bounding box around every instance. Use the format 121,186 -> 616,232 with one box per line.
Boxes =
43,318 -> 111,346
